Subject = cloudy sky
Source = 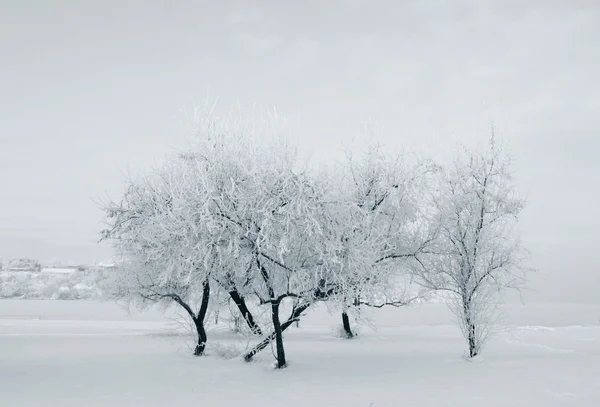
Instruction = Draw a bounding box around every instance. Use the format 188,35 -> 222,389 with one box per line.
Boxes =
1,0 -> 598,302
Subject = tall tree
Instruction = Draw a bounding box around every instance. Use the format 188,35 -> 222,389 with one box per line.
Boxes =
412,136 -> 528,357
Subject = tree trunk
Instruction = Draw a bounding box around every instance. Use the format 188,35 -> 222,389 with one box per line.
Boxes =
194,318 -> 208,356
228,290 -> 262,335
244,302 -> 311,362
468,322 -> 477,358
341,311 -> 354,339
254,259 -> 287,368
271,300 -> 286,369
193,279 -> 211,356
463,299 -> 477,358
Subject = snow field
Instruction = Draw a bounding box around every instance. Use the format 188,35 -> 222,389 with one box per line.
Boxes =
1,300 -> 599,406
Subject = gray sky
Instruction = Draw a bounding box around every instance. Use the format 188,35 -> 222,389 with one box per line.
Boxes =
1,0 -> 599,302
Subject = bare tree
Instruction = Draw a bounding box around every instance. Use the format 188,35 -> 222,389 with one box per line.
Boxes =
412,135 -> 528,357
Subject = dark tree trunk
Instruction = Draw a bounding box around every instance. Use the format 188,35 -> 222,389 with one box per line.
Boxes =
194,318 -> 208,356
467,322 -> 477,358
244,302 -> 311,362
271,300 -> 286,368
193,280 -> 211,356
341,311 -> 354,339
160,280 -> 211,357
255,259 -> 287,368
463,298 -> 477,358
228,289 -> 262,335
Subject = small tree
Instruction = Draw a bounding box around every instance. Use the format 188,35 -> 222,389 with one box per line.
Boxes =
326,141 -> 432,338
100,160 -> 217,356
413,136 -> 527,357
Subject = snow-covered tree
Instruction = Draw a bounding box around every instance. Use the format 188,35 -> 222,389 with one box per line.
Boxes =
320,141 -> 434,338
5,258 -> 41,272
182,108 -> 335,368
412,136 -> 528,357
100,154 -> 249,355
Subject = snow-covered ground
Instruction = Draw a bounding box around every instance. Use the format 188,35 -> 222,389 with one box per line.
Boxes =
1,300 -> 599,406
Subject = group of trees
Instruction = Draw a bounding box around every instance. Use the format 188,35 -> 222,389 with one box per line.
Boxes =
100,108 -> 527,367
0,258 -> 42,272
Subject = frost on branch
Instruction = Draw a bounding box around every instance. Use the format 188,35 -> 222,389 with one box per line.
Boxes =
319,141 -> 434,338
100,158 -> 217,356
98,102 -> 530,366
411,135 -> 528,357
175,106 -> 340,368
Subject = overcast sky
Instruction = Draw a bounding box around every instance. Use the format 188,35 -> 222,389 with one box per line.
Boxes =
1,0 -> 599,302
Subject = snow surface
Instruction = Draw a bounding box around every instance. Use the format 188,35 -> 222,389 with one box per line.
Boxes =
1,300 -> 599,406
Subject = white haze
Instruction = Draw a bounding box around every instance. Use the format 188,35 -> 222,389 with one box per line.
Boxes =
1,1 -> 599,302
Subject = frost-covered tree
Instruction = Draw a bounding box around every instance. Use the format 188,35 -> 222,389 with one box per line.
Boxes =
412,136 -> 527,357
100,159 -> 220,355
101,112 -> 275,356
5,258 -> 41,272
183,109 -> 335,368
324,142 -> 433,338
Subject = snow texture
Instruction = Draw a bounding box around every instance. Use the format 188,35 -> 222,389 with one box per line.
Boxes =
1,300 -> 599,406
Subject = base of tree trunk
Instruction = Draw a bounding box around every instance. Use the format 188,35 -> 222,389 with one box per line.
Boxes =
270,301 -> 287,368
192,282 -> 210,357
468,339 -> 478,358
467,323 -> 478,358
341,311 -> 354,339
194,342 -> 206,356
244,302 -> 311,362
